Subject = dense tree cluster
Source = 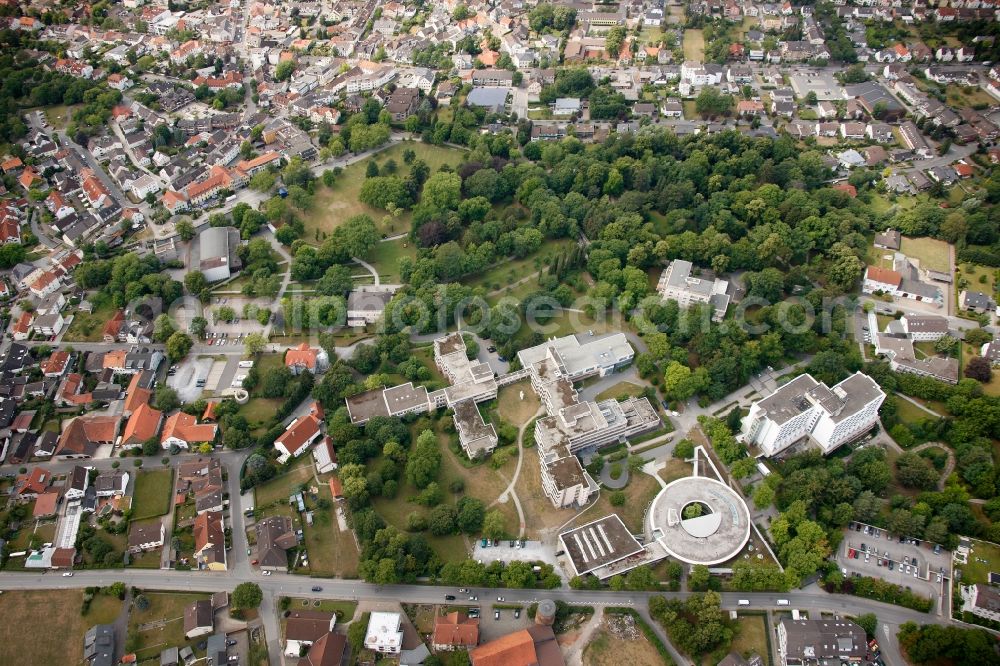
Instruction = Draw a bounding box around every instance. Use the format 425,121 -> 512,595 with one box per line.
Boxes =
897,622 -> 1000,665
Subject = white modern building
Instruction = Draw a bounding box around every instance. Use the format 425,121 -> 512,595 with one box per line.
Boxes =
740,372 -> 885,457
961,584 -> 1000,622
656,260 -> 730,321
364,611 -> 403,655
198,226 -> 241,283
346,332 -> 659,508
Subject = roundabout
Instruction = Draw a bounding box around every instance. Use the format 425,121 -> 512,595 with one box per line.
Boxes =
646,476 -> 751,566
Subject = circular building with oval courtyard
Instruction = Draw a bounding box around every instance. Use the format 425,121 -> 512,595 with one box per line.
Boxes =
646,476 -> 751,566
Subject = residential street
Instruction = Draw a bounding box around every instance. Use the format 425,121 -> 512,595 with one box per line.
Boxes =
0,568 -> 943,665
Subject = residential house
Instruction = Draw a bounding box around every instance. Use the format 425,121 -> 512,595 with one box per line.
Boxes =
433,612 -> 479,651
127,520 -> 165,553
256,515 -> 297,571
193,510 -> 227,571
183,599 -> 214,639
285,343 -> 329,375
274,402 -> 324,464
160,412 -> 218,450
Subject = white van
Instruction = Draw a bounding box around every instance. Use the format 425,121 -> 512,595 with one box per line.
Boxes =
776,599 -> 789,606
738,600 -> 750,606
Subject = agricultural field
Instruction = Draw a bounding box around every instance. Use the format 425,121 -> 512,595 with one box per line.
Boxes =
0,590 -> 119,665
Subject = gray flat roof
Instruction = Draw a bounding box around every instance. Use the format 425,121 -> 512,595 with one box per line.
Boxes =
345,388 -> 389,424
559,514 -> 644,576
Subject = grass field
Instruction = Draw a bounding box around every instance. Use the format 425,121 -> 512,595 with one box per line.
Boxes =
955,538 -> 1000,585
0,590 -> 98,665
300,483 -> 359,577
286,598 -> 357,622
255,457 -> 315,508
63,301 -> 118,343
583,625 -> 665,666
683,29 -> 705,61
366,237 -> 418,284
893,393 -> 940,425
87,593 -> 125,625
729,615 -> 770,665
464,238 -> 577,294
237,397 -> 283,434
595,381 -> 647,403
371,420 -> 516,560
497,381 -> 541,427
572,472 -> 662,533
900,236 -> 951,273
302,143 -> 466,241
128,591 -> 211,661
131,469 -> 174,520
42,104 -> 81,130
957,263 -> 996,297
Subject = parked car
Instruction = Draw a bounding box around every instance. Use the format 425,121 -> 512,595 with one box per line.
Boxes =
62,572 -> 73,577
262,570 -> 271,576
494,611 -> 500,620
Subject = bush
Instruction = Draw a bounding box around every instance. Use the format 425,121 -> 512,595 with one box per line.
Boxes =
829,576 -> 932,613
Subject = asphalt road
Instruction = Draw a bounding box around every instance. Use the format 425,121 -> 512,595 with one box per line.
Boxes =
0,570 -> 939,665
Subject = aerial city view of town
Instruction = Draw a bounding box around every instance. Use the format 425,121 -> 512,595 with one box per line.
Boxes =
5,0 -> 1000,664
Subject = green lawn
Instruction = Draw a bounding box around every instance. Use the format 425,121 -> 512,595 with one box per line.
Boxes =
254,457 -> 315,509
237,398 -> 282,434
285,598 -> 357,622
300,484 -> 359,577
893,394 -> 940,425
128,591 -> 211,661
63,300 -> 118,343
955,538 -> 1000,586
370,420 -> 515,563
86,593 -> 124,625
129,549 -> 162,569
683,29 -> 705,60
729,614 -> 771,666
41,104 -> 81,130
900,236 -> 951,273
131,469 -> 174,520
365,237 -> 418,284
957,263 -> 996,297
302,142 -> 466,241
595,381 -> 647,403
462,239 -> 577,294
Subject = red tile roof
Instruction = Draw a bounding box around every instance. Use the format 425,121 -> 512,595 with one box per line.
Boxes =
161,412 -> 218,446
276,414 -> 321,457
285,343 -> 319,370
865,265 -> 902,287
122,402 -> 163,444
433,612 -> 479,648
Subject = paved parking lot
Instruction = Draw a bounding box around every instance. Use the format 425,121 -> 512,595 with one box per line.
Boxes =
473,540 -> 555,569
837,522 -> 951,606
168,357 -> 215,403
